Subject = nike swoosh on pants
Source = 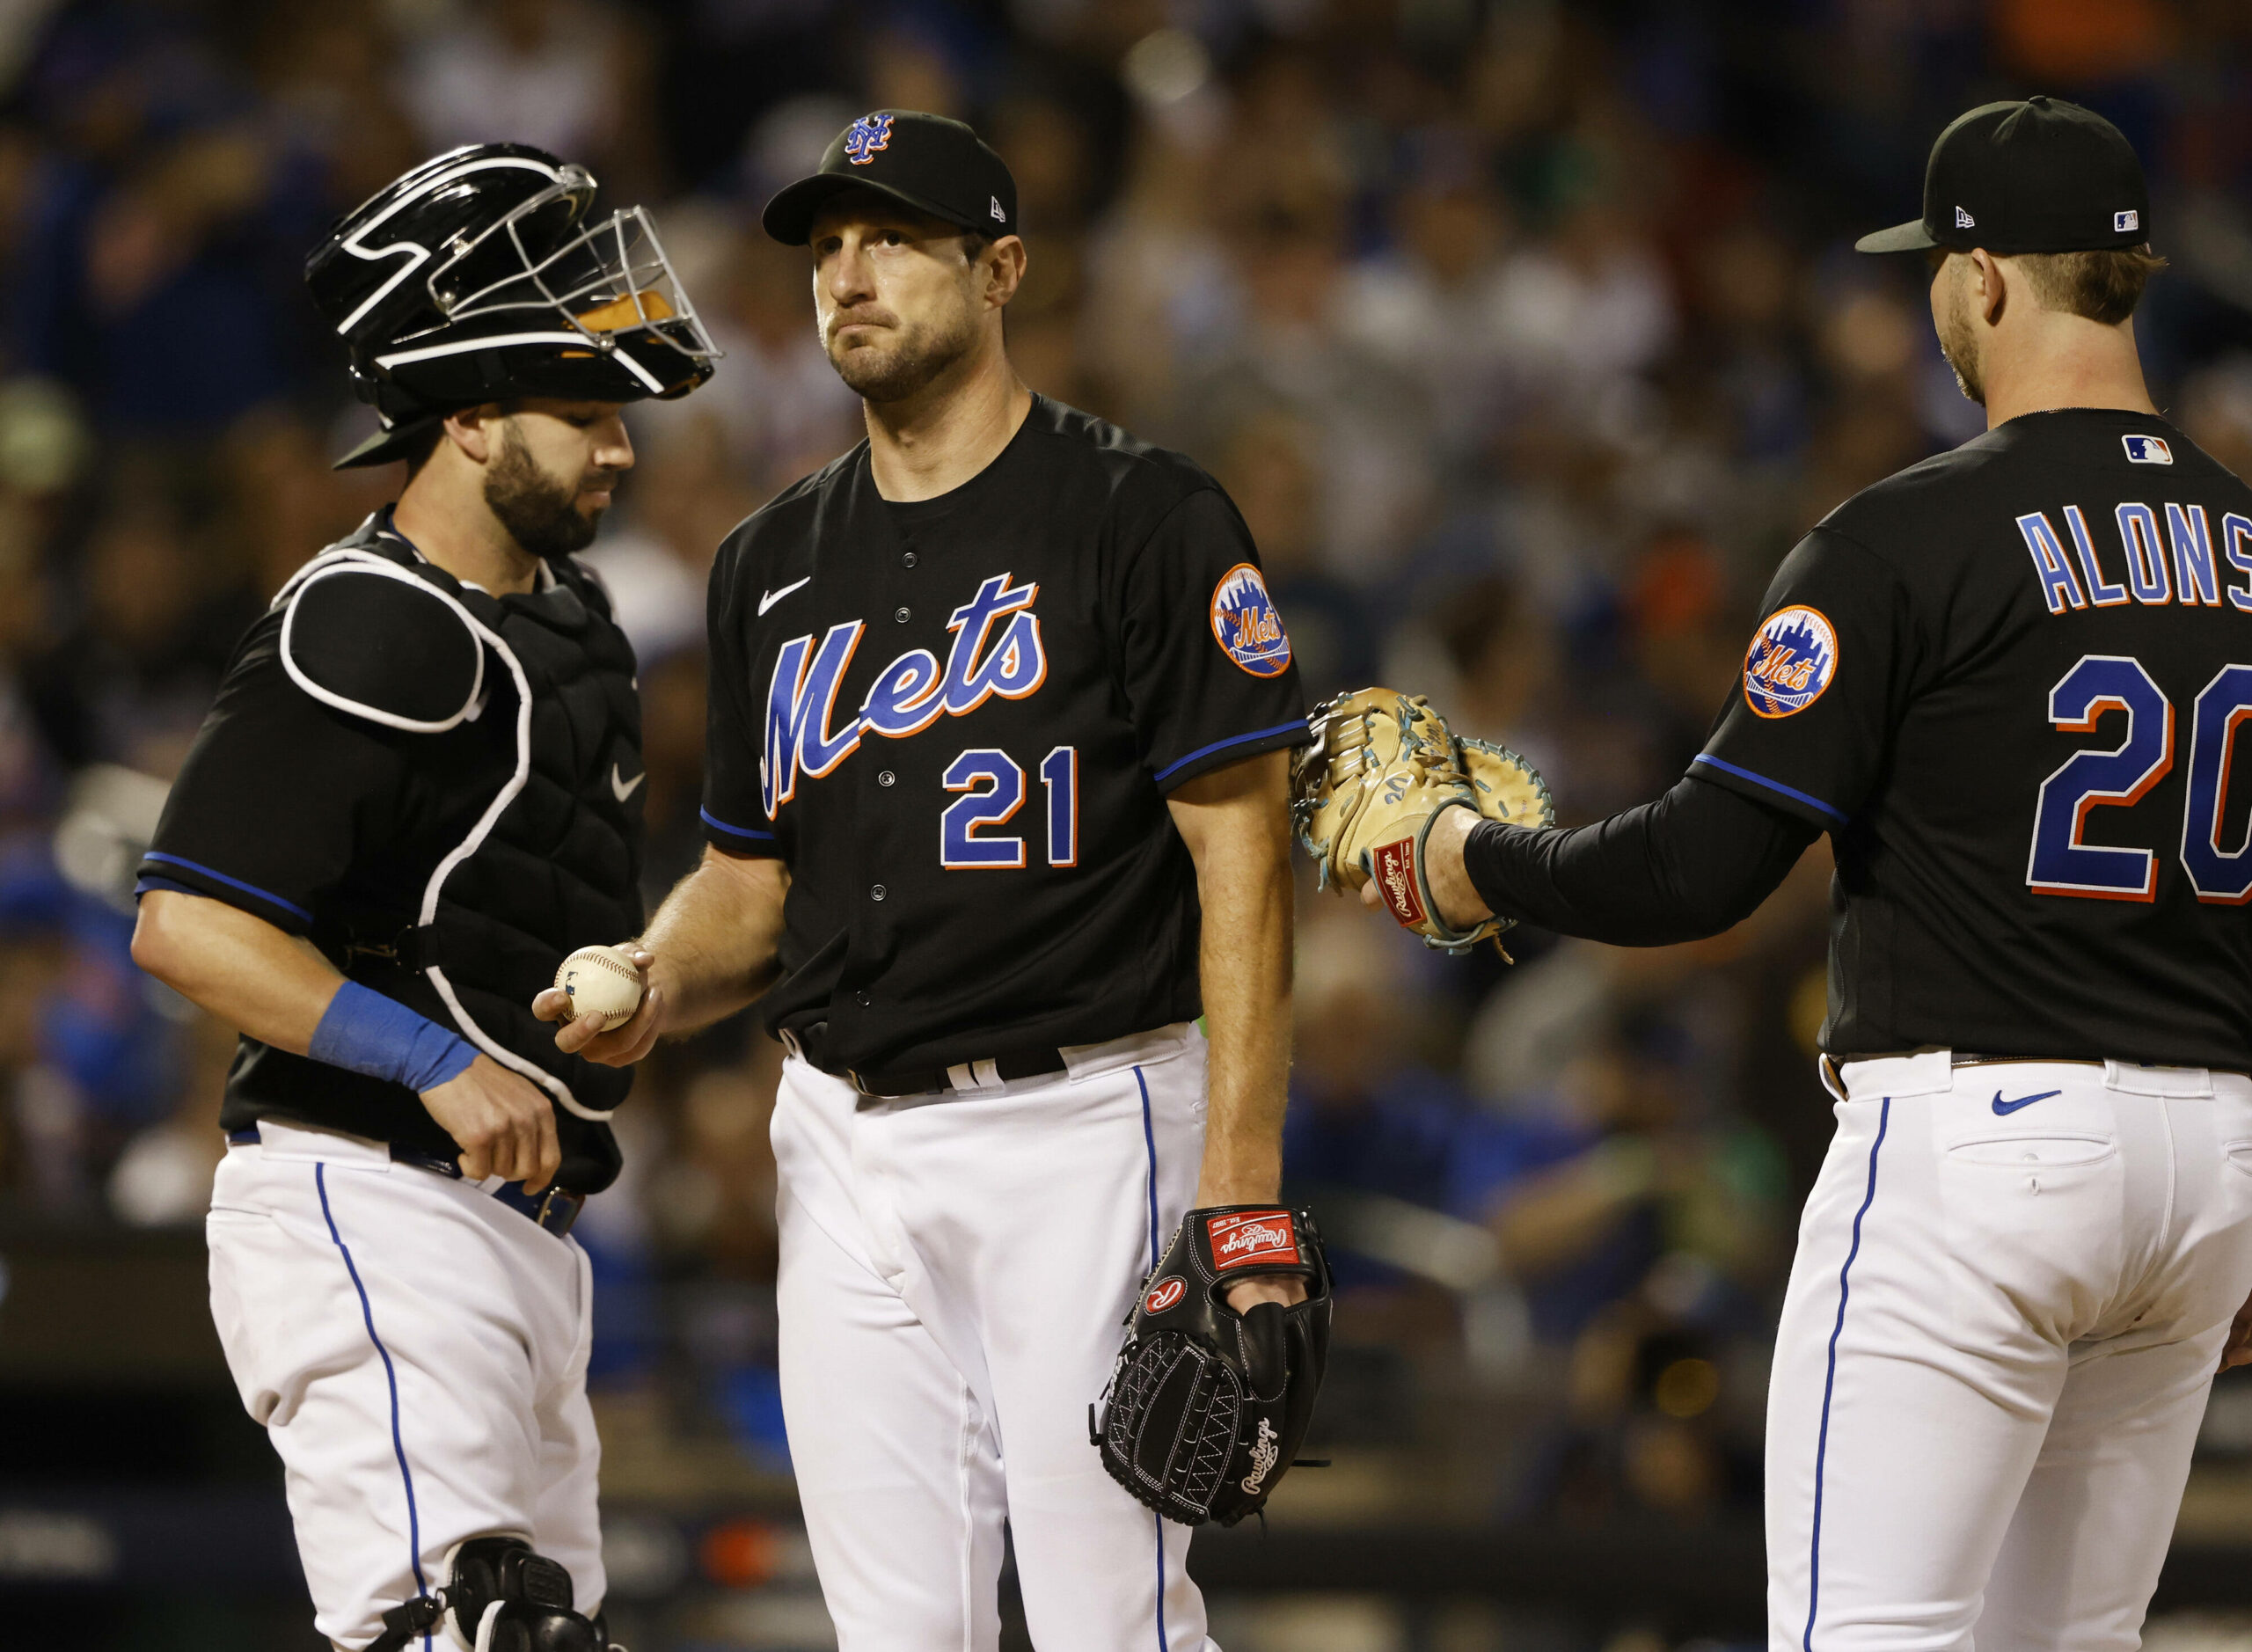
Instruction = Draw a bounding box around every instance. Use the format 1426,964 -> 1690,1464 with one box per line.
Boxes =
1991,1089 -> 2062,1115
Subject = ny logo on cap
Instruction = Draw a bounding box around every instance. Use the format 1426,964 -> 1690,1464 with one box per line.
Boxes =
2115,208 -> 2139,232
1956,205 -> 1975,229
844,113 -> 896,166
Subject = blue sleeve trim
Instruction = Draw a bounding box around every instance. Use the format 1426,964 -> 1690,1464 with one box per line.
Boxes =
700,807 -> 777,842
1152,719 -> 1308,788
1691,754 -> 1848,827
142,853 -> 315,922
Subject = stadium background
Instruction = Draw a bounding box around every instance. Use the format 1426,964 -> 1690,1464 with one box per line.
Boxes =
3,0 -> 2252,1648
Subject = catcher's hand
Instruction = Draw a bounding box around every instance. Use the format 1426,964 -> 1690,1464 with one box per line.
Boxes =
1092,1207 -> 1332,1527
1290,687 -> 1554,954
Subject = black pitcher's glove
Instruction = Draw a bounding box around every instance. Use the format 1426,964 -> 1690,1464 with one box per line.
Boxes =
1091,1207 -> 1332,1527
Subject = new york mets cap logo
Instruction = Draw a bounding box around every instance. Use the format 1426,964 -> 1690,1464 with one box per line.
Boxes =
844,113 -> 896,165
1210,563 -> 1291,677
1743,604 -> 1839,719
2123,434 -> 2172,464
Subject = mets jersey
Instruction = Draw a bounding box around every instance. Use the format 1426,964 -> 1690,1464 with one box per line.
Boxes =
700,395 -> 1308,1082
1693,408 -> 2252,1069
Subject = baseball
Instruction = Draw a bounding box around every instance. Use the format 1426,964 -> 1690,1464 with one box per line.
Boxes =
553,945 -> 644,1031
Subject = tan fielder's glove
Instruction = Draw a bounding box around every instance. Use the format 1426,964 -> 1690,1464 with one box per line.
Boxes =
1290,687 -> 1554,955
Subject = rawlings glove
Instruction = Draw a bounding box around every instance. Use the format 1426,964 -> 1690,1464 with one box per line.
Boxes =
1092,1207 -> 1332,1527
1291,687 -> 1554,954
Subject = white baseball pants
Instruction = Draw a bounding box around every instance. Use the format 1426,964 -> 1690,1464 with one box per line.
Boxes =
205,1119 -> 604,1650
1767,1051 -> 2252,1652
772,1022 -> 1216,1651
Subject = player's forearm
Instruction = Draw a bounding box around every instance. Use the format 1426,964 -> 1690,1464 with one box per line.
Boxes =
1167,753 -> 1295,1205
1192,852 -> 1293,1203
1438,775 -> 1817,945
130,888 -> 346,1053
638,845 -> 789,1035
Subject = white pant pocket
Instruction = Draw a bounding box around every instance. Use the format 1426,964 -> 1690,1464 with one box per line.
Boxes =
1946,1130 -> 2117,1170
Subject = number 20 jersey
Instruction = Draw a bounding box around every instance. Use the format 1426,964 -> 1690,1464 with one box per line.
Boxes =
1693,408 -> 2252,1070
698,396 -> 1308,1080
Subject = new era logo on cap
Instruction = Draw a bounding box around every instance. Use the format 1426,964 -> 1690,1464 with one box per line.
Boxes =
2115,208 -> 2139,232
1956,205 -> 1975,228
2124,435 -> 2172,464
991,196 -> 1005,221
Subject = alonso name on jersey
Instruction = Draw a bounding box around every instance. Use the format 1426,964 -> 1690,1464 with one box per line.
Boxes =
702,396 -> 1309,1080
1692,409 -> 2252,1071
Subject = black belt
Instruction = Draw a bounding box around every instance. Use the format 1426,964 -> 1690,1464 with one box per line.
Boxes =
226,1129 -> 584,1238
848,1046 -> 1070,1100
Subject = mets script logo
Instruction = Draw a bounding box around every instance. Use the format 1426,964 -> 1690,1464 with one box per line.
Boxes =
1210,564 -> 1291,677
844,113 -> 895,166
1144,1277 -> 1186,1315
761,573 -> 1046,816
1209,1210 -> 1299,1271
1743,604 -> 1839,719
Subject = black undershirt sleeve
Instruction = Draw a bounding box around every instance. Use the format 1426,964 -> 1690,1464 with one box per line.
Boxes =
1460,772 -> 1819,947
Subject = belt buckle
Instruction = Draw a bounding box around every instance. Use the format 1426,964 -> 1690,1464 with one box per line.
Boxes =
532,1186 -> 582,1238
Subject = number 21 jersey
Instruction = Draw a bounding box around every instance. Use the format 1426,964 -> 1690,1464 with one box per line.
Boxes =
1692,408 -> 2252,1069
699,396 -> 1308,1081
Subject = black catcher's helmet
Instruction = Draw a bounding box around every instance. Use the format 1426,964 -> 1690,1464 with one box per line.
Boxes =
307,143 -> 719,467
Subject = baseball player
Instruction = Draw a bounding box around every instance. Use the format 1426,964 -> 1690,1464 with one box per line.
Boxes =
128,145 -> 715,1651
537,111 -> 1314,1648
1328,99 -> 2252,1649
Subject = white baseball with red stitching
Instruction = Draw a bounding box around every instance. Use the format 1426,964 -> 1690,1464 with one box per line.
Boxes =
552,945 -> 642,1030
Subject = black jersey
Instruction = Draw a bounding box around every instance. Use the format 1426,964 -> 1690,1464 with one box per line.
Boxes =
1693,408 -> 2252,1069
701,396 -> 1308,1081
135,510 -> 646,1191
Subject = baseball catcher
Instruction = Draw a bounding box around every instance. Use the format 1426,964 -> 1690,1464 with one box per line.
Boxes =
1093,1206 -> 1333,1526
1292,687 -> 1554,954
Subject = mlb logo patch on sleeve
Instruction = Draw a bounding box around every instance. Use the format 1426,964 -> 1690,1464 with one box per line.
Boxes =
1208,1210 -> 1299,1270
2123,435 -> 2172,464
1210,564 -> 1292,677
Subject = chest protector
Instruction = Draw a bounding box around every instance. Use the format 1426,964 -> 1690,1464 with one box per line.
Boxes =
274,515 -> 643,1125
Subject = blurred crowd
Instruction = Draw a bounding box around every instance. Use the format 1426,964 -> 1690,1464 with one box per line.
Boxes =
0,0 -> 2250,1533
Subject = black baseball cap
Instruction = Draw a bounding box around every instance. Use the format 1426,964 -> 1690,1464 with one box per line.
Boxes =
762,111 -> 1018,246
1856,96 -> 2150,256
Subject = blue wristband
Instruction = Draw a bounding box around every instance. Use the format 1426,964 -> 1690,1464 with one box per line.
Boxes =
310,982 -> 479,1094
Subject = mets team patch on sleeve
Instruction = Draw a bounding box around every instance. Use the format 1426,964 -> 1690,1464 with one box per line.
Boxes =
1208,1210 -> 1300,1270
1743,605 -> 1839,719
1210,564 -> 1292,677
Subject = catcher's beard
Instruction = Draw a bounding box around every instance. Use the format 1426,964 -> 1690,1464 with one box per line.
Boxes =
1938,268 -> 1986,406
828,296 -> 981,404
484,422 -> 608,559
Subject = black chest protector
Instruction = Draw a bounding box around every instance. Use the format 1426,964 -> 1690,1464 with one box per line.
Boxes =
275,515 -> 644,1177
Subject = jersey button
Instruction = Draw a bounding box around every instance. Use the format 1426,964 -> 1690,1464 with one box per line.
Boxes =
893,606 -> 910,623
871,884 -> 887,902
877,770 -> 896,787
902,551 -> 918,568
856,990 -> 872,1006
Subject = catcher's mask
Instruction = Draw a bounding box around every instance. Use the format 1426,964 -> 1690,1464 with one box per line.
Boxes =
307,143 -> 720,467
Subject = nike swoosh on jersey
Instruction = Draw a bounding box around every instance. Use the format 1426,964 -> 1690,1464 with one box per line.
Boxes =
758,576 -> 812,616
611,764 -> 645,802
1991,1088 -> 2062,1115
